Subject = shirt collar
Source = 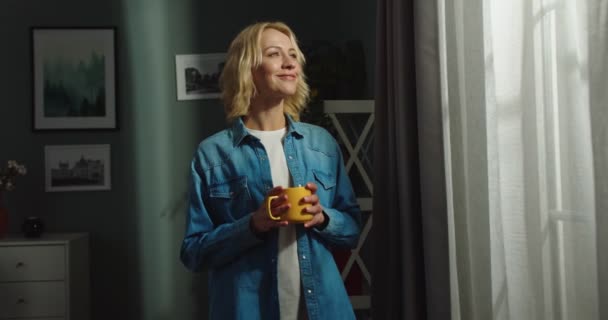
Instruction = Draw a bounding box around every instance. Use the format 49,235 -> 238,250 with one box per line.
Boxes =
231,114 -> 304,146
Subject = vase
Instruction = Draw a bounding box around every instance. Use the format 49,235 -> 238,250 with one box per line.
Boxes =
0,193 -> 8,238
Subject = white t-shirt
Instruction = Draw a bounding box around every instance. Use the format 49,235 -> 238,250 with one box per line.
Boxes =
248,127 -> 304,320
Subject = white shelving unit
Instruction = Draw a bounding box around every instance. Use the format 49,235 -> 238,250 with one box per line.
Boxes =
0,233 -> 90,320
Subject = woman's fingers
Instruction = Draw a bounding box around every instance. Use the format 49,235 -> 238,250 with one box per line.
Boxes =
305,182 -> 318,194
304,210 -> 325,228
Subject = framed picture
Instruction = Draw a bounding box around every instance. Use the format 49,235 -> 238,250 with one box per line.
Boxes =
44,144 -> 111,192
175,53 -> 226,100
32,27 -> 117,130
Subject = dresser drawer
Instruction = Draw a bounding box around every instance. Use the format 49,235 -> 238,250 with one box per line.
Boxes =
0,245 -> 65,281
0,281 -> 66,318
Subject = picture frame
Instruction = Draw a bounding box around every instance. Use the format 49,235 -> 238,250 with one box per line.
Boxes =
32,27 -> 117,130
175,53 -> 226,100
44,144 -> 111,192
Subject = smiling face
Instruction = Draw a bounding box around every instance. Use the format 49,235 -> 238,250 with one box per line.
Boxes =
252,28 -> 301,100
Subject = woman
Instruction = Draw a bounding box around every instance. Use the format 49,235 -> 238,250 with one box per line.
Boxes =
180,21 -> 361,320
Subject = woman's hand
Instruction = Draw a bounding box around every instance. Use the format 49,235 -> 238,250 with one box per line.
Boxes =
302,182 -> 327,228
250,186 -> 290,234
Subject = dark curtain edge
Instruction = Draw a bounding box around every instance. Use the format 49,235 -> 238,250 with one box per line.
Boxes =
413,0 -> 452,319
371,0 -> 451,319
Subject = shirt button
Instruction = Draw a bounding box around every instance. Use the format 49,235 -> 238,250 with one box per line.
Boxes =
288,156 -> 293,160
302,255 -> 306,259
307,289 -> 312,294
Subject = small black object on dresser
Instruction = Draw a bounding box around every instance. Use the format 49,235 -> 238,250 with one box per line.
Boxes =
22,216 -> 45,238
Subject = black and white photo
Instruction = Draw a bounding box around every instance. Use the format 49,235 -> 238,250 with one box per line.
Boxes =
45,144 -> 111,192
175,53 -> 226,100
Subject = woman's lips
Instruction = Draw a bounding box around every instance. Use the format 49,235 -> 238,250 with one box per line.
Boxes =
277,74 -> 297,80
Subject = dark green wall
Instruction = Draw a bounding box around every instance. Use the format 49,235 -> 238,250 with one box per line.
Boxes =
0,0 -> 375,319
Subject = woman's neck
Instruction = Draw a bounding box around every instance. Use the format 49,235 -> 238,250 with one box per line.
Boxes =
244,98 -> 286,131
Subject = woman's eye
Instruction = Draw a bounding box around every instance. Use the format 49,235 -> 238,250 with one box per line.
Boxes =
267,52 -> 279,57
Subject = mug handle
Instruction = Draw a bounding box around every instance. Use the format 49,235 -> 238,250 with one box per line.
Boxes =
267,195 -> 281,220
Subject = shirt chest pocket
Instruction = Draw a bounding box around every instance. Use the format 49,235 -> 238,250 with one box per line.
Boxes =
313,169 -> 336,190
208,176 -> 253,221
312,169 -> 337,211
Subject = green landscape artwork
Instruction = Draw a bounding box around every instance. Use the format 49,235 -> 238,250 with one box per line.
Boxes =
43,52 -> 106,117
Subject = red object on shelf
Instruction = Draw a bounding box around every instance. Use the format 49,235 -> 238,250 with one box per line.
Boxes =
0,194 -> 8,238
332,249 -> 363,295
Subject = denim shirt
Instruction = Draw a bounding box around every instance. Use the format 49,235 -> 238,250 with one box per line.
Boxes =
180,115 -> 362,320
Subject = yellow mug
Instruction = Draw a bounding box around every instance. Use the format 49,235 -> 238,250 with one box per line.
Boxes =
266,186 -> 313,223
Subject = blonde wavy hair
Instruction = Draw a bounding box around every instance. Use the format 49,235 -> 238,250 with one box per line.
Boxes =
219,21 -> 310,122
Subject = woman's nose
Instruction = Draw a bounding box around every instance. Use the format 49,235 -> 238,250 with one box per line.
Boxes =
282,56 -> 296,69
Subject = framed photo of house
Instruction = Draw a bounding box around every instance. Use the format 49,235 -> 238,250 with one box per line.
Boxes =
175,53 -> 226,100
44,144 -> 111,192
32,27 -> 117,130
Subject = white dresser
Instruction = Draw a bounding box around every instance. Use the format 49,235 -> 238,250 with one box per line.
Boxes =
0,233 -> 90,320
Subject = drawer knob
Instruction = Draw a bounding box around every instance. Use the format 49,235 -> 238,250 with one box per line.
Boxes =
17,298 -> 26,304
15,262 -> 25,268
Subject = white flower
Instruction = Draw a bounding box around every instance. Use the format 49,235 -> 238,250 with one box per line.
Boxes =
0,160 -> 27,192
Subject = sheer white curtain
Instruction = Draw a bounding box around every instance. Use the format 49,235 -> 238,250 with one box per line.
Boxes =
439,0 -> 607,319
